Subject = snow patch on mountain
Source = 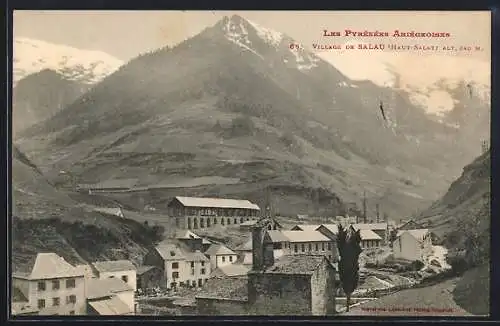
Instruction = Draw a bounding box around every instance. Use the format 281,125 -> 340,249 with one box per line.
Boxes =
317,40 -> 490,116
221,17 -> 263,59
247,19 -> 283,47
14,37 -> 124,86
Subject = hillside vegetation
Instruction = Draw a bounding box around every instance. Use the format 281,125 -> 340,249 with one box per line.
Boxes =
12,146 -> 165,271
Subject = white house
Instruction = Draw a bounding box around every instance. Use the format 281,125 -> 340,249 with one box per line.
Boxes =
359,229 -> 383,249
91,260 -> 137,291
393,229 -> 433,261
204,244 -> 238,269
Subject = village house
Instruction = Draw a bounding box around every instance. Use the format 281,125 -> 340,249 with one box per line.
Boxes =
12,253 -> 86,316
358,229 -> 383,249
90,260 -> 137,291
393,229 -> 433,262
195,219 -> 337,316
143,241 -> 211,290
205,243 -> 238,269
136,266 -> 165,291
168,196 -> 261,229
279,230 -> 338,262
233,238 -> 253,265
86,277 -> 135,315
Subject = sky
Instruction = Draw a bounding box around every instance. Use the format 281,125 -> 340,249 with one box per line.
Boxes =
13,10 -> 491,63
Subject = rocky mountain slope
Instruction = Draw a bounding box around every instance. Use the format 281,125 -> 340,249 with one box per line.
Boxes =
12,146 -> 164,271
417,149 -> 490,265
13,69 -> 91,136
15,15 -> 488,219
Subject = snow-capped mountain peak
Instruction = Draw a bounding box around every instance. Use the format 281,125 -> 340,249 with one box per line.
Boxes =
219,15 -> 318,71
13,37 -> 124,86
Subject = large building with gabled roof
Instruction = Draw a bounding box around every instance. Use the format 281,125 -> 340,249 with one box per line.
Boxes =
168,196 -> 261,229
12,253 -> 86,315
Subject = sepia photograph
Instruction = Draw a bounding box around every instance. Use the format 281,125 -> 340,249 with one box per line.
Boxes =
10,10 -> 490,317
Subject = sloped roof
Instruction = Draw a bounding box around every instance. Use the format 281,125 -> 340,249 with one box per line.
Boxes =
155,242 -> 187,261
205,243 -> 237,256
174,230 -> 201,239
182,250 -> 210,262
12,287 -> 28,302
136,265 -> 158,275
211,264 -> 250,277
75,264 -> 96,278
396,229 -> 430,242
88,295 -> 132,315
281,230 -> 330,242
360,229 -> 382,241
316,224 -> 339,234
11,302 -> 39,315
260,255 -> 327,275
291,224 -> 321,231
267,230 -> 291,243
353,223 -> 388,230
234,238 -> 252,251
92,260 -> 136,273
86,277 -> 133,300
196,276 -> 248,301
15,253 -> 84,280
173,196 -> 260,210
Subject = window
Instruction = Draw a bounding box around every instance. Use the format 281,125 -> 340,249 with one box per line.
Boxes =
201,261 -> 205,266
308,243 -> 312,251
172,272 -> 179,279
221,219 -> 225,226
322,243 -> 325,251
301,244 -> 305,252
327,243 -> 331,250
201,268 -> 206,275
172,262 -> 179,269
37,299 -> 45,309
37,281 -> 46,291
192,280 -> 197,287
294,244 -> 298,253
198,279 -> 203,287
52,297 -> 60,306
66,279 -> 76,289
227,218 -> 231,225
191,268 -> 195,275
121,275 -> 128,283
69,311 -> 75,315
52,280 -> 60,290
222,256 -> 226,262
191,262 -> 195,268
229,256 -> 233,262
234,218 -> 237,224
67,295 -> 76,304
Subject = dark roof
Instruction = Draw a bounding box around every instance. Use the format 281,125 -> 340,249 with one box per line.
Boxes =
195,276 -> 248,301
258,255 -> 327,275
136,265 -> 159,275
12,287 -> 28,302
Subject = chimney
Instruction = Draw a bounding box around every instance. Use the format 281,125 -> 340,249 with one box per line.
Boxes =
251,219 -> 274,271
376,203 -> 380,223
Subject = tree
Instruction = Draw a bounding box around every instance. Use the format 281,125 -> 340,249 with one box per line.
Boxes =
336,224 -> 362,312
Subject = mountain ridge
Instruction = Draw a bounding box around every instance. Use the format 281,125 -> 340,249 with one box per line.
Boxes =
14,15 -> 489,220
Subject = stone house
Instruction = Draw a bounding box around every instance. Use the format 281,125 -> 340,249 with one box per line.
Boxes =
204,243 -> 238,269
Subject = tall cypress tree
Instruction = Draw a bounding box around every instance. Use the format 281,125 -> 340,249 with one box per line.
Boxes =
337,224 -> 362,312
